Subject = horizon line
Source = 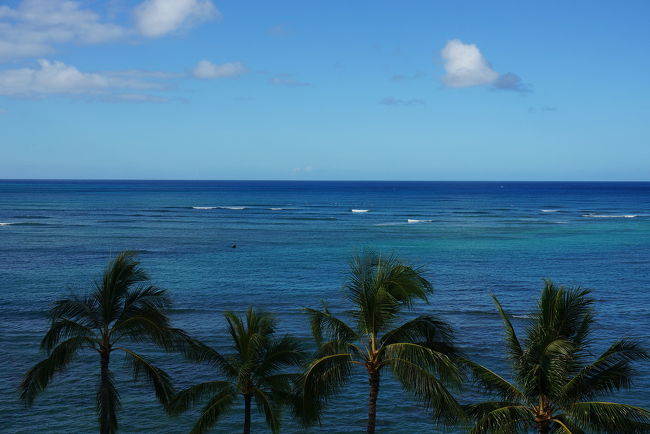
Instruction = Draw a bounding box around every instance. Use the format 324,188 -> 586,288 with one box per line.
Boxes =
1,178 -> 650,183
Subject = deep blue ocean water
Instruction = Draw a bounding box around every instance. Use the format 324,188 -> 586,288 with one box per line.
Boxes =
1,180 -> 649,433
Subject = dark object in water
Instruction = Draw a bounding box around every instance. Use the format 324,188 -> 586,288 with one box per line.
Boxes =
231,243 -> 237,248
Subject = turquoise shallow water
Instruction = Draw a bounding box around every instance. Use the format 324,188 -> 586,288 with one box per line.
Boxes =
1,180 -> 649,433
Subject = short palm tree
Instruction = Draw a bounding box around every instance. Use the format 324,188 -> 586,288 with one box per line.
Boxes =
300,252 -> 464,433
464,280 -> 650,433
170,307 -> 306,434
20,251 -> 186,434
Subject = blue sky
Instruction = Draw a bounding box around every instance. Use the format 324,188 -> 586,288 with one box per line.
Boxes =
1,0 -> 649,180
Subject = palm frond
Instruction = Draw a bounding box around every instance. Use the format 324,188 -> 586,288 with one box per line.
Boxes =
461,358 -> 523,401
118,347 -> 175,409
189,389 -> 237,434
563,401 -> 650,433
300,353 -> 356,424
41,318 -> 95,352
466,403 -> 533,434
254,335 -> 306,379
20,336 -> 95,405
254,387 -> 281,434
176,337 -> 238,379
109,312 -> 175,349
384,342 -> 463,386
169,381 -> 234,415
491,294 -> 523,362
384,353 -> 464,425
97,251 -> 149,325
49,296 -> 99,328
345,251 -> 432,336
549,415 -> 586,434
561,339 -> 648,403
380,315 -> 457,355
305,304 -> 357,348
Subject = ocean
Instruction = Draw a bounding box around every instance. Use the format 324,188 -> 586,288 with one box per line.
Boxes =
1,180 -> 649,433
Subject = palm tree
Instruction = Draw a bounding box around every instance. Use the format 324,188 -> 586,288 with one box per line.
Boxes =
464,280 -> 650,433
300,252 -> 464,433
20,251 -> 187,434
170,307 -> 306,434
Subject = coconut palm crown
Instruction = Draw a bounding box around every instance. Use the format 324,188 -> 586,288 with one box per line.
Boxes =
170,307 -> 306,434
300,252 -> 464,433
464,280 -> 650,433
19,251 -> 187,434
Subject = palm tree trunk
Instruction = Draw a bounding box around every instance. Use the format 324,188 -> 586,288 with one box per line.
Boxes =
367,368 -> 380,434
99,349 -> 111,434
243,393 -> 252,434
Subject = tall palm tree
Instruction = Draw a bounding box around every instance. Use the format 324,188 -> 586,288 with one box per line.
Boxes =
170,307 -> 306,434
300,252 -> 464,433
464,280 -> 650,433
20,251 -> 187,434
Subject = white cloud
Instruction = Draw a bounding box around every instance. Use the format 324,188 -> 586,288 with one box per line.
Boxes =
0,0 -> 127,61
440,39 -> 498,88
439,39 -> 528,92
134,0 -> 220,38
293,166 -> 313,173
192,60 -> 246,79
0,59 -> 166,98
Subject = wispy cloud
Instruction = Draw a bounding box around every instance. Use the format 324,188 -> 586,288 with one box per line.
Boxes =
0,59 -> 168,98
493,72 -> 530,92
293,166 -> 313,173
390,72 -> 426,82
0,58 -> 253,101
192,60 -> 247,79
269,25 -> 288,37
0,108 -> 7,114
379,97 -> 425,107
134,0 -> 220,38
528,106 -> 557,113
440,39 -> 529,92
270,76 -> 311,87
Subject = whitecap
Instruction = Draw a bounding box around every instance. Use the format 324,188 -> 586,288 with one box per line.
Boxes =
351,209 -> 369,213
270,208 -> 285,211
582,214 -> 638,219
541,209 -> 558,213
0,222 -> 13,226
192,206 -> 217,210
220,206 -> 246,210
407,219 -> 432,223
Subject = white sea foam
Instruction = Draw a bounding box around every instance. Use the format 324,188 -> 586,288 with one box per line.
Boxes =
0,222 -> 13,226
192,206 -> 217,210
220,206 -> 246,210
270,208 -> 285,211
351,209 -> 369,213
541,209 -> 559,213
407,219 -> 432,223
583,214 -> 638,219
